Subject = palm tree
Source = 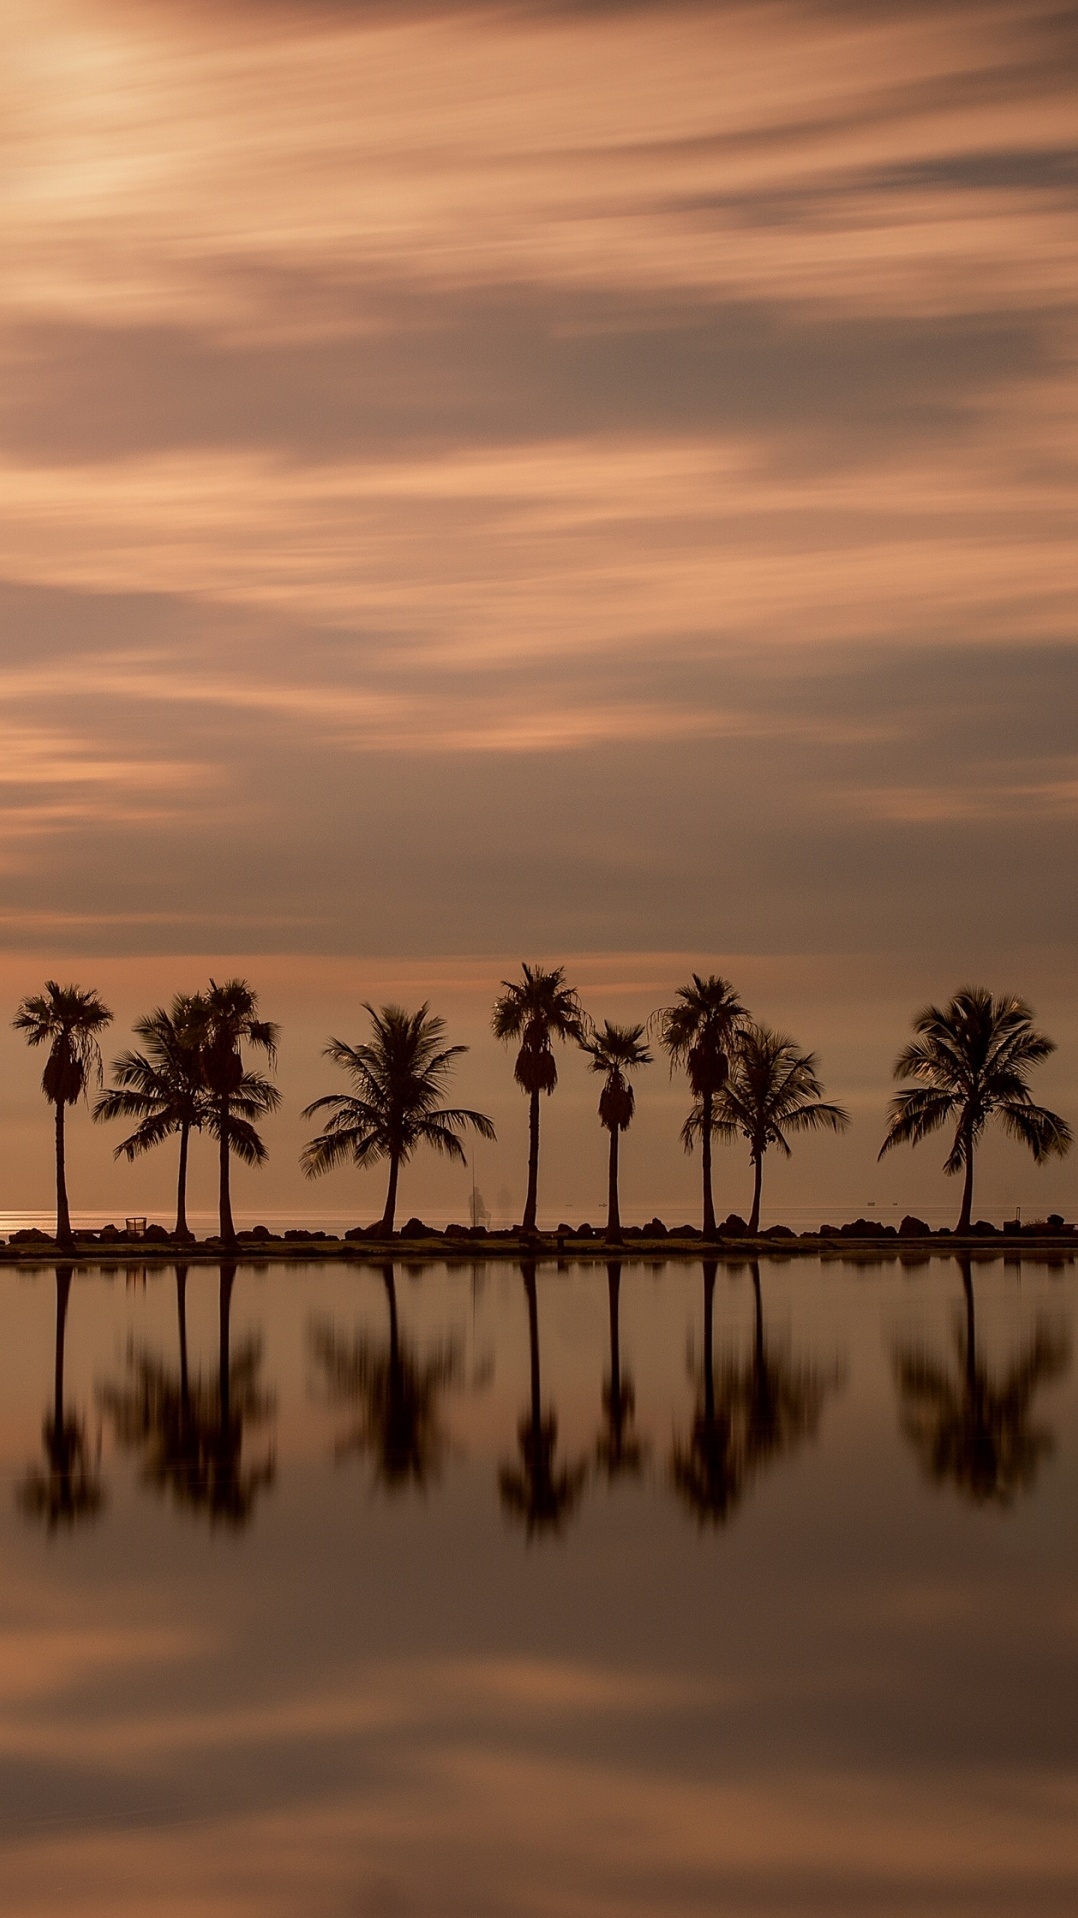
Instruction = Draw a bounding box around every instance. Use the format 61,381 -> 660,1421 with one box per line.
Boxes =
18,1267 -> 105,1529
580,1021 -> 652,1242
657,975 -> 746,1236
713,1022 -> 849,1234
499,1261 -> 587,1536
492,965 -> 585,1234
301,1003 -> 495,1235
194,980 -> 280,1245
891,1256 -> 1070,1505
94,995 -> 208,1238
13,982 -> 113,1247
878,988 -> 1071,1233
308,1265 -> 461,1493
595,1260 -> 645,1483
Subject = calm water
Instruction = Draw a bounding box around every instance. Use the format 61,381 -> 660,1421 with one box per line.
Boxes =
0,1254 -> 1075,1917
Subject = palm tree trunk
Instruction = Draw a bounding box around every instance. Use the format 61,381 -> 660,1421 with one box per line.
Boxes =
54,1101 -> 72,1247
957,1133 -> 976,1233
218,1095 -> 236,1244
606,1126 -> 622,1241
175,1121 -> 191,1239
701,1089 -> 716,1237
522,1088 -> 541,1233
380,1153 -> 400,1235
748,1151 -> 764,1235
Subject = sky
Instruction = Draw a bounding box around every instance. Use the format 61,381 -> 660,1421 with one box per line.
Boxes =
0,0 -> 1075,1224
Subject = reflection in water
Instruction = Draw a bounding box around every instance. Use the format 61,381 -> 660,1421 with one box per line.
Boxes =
892,1255 -> 1070,1506
500,1261 -> 587,1537
18,1265 -> 105,1529
672,1259 -> 843,1526
309,1264 -> 461,1493
595,1260 -> 646,1483
99,1264 -> 276,1528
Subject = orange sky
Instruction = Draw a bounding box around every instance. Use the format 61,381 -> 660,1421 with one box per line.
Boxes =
0,0 -> 1075,1217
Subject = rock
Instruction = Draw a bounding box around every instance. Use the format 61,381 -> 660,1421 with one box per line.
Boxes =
970,1220 -> 998,1235
720,1214 -> 748,1236
899,1215 -> 931,1237
575,1224 -> 594,1239
143,1224 -> 171,1243
764,1224 -> 795,1238
1048,1213 -> 1065,1230
399,1217 -> 438,1238
11,1227 -> 52,1244
643,1218 -> 668,1237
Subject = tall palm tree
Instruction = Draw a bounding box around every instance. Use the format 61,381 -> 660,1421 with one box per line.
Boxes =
879,988 -> 1071,1232
309,1265 -> 461,1493
499,1260 -> 587,1537
891,1256 -> 1070,1505
94,994 -> 208,1238
194,980 -> 280,1245
13,982 -> 113,1247
657,975 -> 746,1236
492,965 -> 585,1234
18,1267 -> 105,1529
713,1022 -> 849,1235
580,1020 -> 652,1242
302,1004 -> 495,1234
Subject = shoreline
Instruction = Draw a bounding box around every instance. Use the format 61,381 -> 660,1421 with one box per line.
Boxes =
0,1227 -> 1074,1265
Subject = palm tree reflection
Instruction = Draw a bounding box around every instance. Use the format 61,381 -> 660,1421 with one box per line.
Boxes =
99,1263 -> 275,1528
309,1264 -> 461,1493
672,1259 -> 842,1526
595,1261 -> 645,1483
500,1261 -> 587,1537
19,1266 -> 105,1529
891,1255 -> 1070,1506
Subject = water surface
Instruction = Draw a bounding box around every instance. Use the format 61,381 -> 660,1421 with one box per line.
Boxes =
0,1254 -> 1075,1916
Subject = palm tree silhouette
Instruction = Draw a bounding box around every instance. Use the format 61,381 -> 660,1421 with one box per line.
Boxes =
301,1004 -> 495,1234
657,976 -> 746,1236
308,1264 -> 461,1493
713,1022 -> 849,1234
99,1263 -> 276,1527
671,1258 -> 841,1526
891,1255 -> 1070,1505
13,983 -> 113,1247
94,995 -> 208,1238
18,1267 -> 105,1528
595,1260 -> 645,1483
580,1021 -> 652,1242
879,988 -> 1071,1232
492,965 -> 585,1234
499,1261 -> 587,1537
193,980 -> 280,1245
